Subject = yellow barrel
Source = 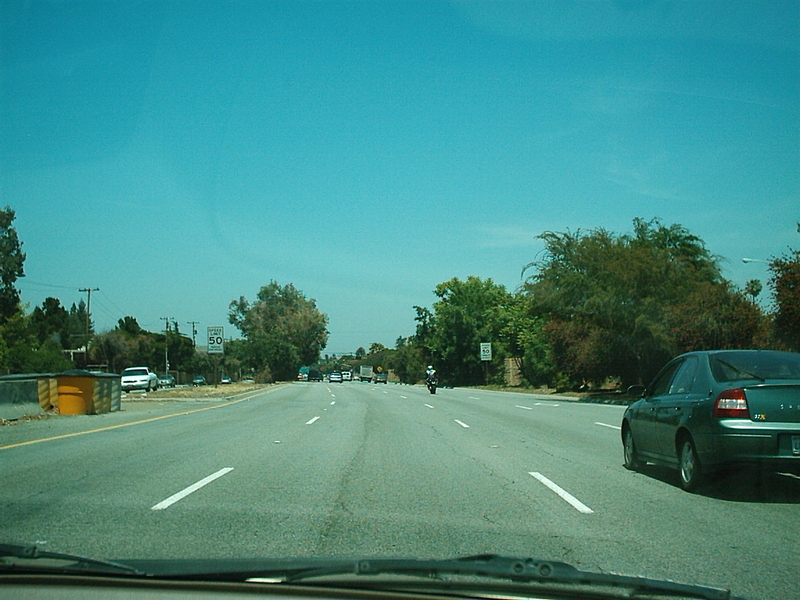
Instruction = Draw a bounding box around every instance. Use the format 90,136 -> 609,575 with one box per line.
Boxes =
57,375 -> 94,415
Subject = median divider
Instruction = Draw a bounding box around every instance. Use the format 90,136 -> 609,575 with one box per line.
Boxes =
0,370 -> 121,420
0,373 -> 54,420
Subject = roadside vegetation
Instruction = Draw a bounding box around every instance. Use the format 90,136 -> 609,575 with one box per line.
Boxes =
1,206 -> 798,391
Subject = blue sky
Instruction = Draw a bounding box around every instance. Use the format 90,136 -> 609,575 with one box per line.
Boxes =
2,1 -> 798,355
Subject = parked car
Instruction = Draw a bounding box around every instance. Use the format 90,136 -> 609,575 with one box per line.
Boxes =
192,376 -> 207,386
622,349 -> 800,491
158,373 -> 176,388
328,372 -> 343,383
121,367 -> 159,392
220,376 -> 233,384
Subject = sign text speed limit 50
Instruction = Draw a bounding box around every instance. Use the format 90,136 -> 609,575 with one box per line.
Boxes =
207,326 -> 224,354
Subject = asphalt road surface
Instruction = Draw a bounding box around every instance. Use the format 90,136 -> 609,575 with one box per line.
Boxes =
2,382 -> 798,599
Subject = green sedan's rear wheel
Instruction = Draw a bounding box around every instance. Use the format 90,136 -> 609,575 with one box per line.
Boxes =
678,436 -> 704,492
623,425 -> 641,471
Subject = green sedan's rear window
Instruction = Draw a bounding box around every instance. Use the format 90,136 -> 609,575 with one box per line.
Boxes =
710,351 -> 800,382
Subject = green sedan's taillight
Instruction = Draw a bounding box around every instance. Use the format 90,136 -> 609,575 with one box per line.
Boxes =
713,388 -> 750,418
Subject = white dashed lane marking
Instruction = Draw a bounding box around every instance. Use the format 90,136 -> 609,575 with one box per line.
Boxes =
529,472 -> 594,514
151,468 -> 234,511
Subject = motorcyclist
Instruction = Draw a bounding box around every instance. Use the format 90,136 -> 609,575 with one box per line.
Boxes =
425,365 -> 438,394
425,365 -> 436,381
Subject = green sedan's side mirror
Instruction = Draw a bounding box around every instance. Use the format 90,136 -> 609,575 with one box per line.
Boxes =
627,384 -> 646,398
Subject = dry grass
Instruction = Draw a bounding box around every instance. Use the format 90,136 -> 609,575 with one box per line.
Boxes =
126,382 -> 273,400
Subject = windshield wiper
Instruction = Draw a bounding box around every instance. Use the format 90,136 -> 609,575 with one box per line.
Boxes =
299,555 -> 739,600
0,543 -> 143,576
124,554 -> 741,600
1,549 -> 741,599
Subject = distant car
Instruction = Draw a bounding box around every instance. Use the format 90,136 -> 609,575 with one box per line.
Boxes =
342,371 -> 352,381
328,372 -> 343,383
158,373 -> 176,388
220,376 -> 232,384
308,368 -> 323,381
192,376 -> 207,386
374,372 -> 388,384
622,349 -> 800,492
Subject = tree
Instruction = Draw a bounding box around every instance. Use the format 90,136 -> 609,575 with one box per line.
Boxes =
0,207 -> 25,326
665,282 -> 767,354
66,301 -> 92,349
744,279 -> 763,304
117,316 -> 143,337
184,349 -> 220,382
30,297 -> 70,348
389,336 -> 426,384
416,276 -> 514,386
91,317 -> 163,371
769,249 -> 800,351
520,218 -> 757,387
229,281 -> 328,381
0,307 -> 73,373
91,329 -> 133,373
502,295 -> 556,387
368,342 -> 386,355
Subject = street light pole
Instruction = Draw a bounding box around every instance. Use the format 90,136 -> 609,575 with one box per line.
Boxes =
742,258 -> 769,264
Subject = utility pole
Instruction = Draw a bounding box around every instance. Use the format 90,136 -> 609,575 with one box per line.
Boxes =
161,317 -> 174,375
78,287 -> 99,366
187,321 -> 199,347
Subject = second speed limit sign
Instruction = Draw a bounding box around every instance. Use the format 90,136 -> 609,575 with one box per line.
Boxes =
207,326 -> 224,354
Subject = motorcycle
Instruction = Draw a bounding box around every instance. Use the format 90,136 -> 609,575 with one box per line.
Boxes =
425,375 -> 438,395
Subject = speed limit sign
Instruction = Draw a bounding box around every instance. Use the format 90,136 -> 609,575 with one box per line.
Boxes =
207,326 -> 224,354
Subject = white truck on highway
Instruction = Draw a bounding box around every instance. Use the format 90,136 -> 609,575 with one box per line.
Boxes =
359,365 -> 373,382
121,367 -> 159,392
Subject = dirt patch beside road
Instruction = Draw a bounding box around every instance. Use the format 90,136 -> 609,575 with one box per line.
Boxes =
125,382 -> 274,401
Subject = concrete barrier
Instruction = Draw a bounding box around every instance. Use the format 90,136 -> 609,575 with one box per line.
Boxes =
0,373 -> 55,420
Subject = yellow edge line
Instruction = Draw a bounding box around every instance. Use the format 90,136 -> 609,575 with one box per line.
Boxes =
0,385 -> 285,451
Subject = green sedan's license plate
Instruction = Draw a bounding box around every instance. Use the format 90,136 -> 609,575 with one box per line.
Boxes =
793,435 -> 800,456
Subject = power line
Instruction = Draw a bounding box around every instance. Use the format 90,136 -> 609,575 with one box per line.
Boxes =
18,280 -> 77,291
99,289 -> 127,318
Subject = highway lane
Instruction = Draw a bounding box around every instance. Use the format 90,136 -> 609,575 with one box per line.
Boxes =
369,383 -> 800,597
1,381 -> 798,599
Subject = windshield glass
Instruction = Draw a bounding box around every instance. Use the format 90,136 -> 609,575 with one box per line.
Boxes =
122,369 -> 148,377
2,2 -> 798,600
